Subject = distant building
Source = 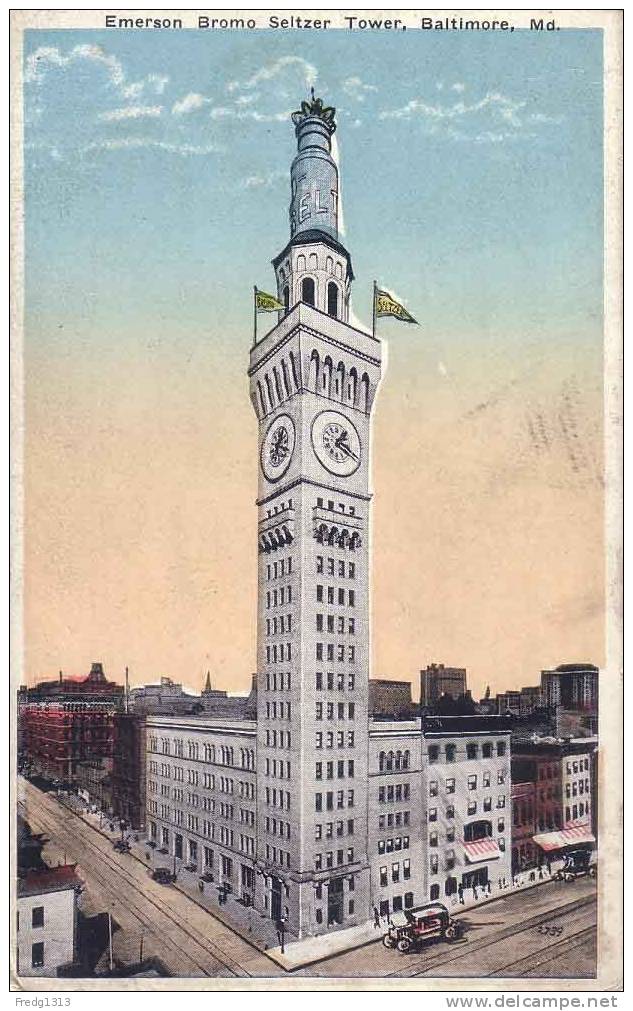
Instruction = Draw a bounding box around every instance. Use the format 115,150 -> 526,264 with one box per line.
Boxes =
495,691 -> 522,716
19,662 -> 124,709
519,686 -> 544,716
420,664 -> 467,708
16,866 -> 81,977
111,713 -> 147,830
368,679 -> 413,717
128,676 -> 201,716
540,664 -> 599,711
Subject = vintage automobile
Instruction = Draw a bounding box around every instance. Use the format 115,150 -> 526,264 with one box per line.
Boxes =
383,902 -> 462,953
553,849 -> 597,883
151,867 -> 176,885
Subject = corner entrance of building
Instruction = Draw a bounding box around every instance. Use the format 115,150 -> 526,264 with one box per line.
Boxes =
271,876 -> 282,921
327,877 -> 344,926
461,867 -> 489,890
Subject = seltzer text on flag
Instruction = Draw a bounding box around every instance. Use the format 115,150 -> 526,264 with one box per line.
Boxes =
374,287 -> 418,324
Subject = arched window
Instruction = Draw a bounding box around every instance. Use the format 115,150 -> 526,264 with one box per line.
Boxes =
347,367 -> 358,405
302,277 -> 315,306
327,282 -> 339,318
379,752 -> 385,772
256,380 -> 266,417
281,359 -> 292,398
309,349 -> 320,390
289,350 -> 300,389
322,356 -> 333,395
283,285 -> 290,312
360,372 -> 370,412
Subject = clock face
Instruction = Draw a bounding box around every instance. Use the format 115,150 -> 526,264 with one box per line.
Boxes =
311,410 -> 362,477
261,414 -> 296,482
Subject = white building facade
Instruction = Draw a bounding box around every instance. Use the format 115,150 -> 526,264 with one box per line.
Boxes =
17,869 -> 79,977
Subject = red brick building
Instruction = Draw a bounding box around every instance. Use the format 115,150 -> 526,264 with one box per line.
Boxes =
21,704 -> 115,785
511,780 -> 536,871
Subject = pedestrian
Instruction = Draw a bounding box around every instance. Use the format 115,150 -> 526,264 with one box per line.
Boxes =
538,867 -> 543,880
487,881 -> 492,896
373,906 -> 380,929
529,869 -> 535,882
458,884 -> 464,905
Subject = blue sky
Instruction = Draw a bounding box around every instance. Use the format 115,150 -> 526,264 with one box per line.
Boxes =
24,28 -> 603,348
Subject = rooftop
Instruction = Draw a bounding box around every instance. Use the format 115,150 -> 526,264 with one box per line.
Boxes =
18,865 -> 82,898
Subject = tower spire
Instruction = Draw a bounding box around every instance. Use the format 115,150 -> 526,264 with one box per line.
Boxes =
289,92 -> 338,241
203,670 -> 212,694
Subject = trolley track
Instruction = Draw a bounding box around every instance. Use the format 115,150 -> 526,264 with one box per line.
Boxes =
387,898 -> 596,978
23,786 -> 268,978
485,926 -> 595,977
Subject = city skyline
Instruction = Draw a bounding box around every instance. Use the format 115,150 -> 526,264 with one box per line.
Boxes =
22,28 -> 604,698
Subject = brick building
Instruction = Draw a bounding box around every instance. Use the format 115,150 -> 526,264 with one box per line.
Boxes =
21,704 -> 114,786
110,713 -> 147,830
511,738 -> 597,867
511,781 -> 537,872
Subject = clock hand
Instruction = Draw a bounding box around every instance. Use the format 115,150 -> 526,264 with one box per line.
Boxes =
337,441 -> 359,463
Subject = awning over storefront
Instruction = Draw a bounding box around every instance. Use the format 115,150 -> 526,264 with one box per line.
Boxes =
463,838 -> 501,863
533,822 -> 595,853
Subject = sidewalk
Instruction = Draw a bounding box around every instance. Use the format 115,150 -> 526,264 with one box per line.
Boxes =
58,794 -> 283,953
56,791 -> 567,973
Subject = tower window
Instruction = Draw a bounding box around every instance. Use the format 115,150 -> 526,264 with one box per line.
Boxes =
327,282 -> 339,318
283,285 -> 290,312
302,277 -> 315,306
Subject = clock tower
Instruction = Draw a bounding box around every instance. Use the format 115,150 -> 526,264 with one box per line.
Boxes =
250,93 -> 383,937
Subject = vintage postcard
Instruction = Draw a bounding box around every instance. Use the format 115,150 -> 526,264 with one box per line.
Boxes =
10,8 -> 622,994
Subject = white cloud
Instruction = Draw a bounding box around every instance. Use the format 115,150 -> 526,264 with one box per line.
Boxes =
241,170 -> 286,189
119,73 -> 170,102
529,112 -> 563,125
343,76 -> 378,102
379,91 -> 525,125
227,56 -> 317,93
84,137 -> 223,157
172,92 -> 209,116
376,89 -> 544,142
25,43 -> 169,109
451,82 -> 466,93
25,43 -> 125,89
99,105 -> 163,122
210,106 -> 289,123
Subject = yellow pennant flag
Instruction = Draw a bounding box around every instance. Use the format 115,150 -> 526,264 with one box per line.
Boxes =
255,289 -> 284,312
374,287 -> 418,324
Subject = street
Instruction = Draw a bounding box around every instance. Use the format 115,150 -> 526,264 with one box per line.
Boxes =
20,778 -> 596,980
19,778 -> 282,978
295,876 -> 597,978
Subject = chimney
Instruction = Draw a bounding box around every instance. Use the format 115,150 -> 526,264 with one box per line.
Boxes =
59,670 -> 63,684
125,666 -> 129,714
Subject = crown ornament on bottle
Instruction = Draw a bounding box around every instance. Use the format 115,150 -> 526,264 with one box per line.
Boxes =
291,87 -> 336,133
